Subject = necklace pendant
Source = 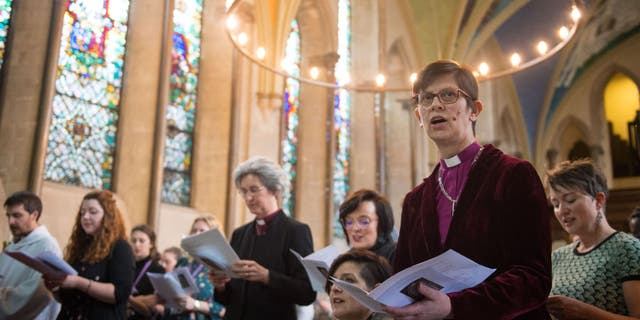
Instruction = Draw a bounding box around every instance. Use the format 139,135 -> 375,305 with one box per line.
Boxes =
451,201 -> 456,216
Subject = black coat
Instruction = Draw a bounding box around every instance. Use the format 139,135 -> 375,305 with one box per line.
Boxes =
216,211 -> 316,320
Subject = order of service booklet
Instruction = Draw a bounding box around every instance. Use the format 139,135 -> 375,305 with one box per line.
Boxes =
290,245 -> 341,292
4,250 -> 77,279
330,249 -> 496,313
180,228 -> 240,278
147,266 -> 199,308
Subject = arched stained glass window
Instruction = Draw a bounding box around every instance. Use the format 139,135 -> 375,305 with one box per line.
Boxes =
0,0 -> 14,70
281,19 -> 300,216
162,0 -> 203,205
44,0 -> 131,190
333,0 -> 351,239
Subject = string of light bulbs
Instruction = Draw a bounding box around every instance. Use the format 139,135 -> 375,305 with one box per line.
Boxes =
225,2 -> 581,92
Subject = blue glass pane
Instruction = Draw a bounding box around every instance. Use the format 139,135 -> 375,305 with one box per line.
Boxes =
281,19 -> 300,216
0,0 -> 14,70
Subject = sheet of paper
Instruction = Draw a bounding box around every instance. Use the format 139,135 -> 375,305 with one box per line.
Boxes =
291,245 -> 340,292
180,228 -> 240,278
331,277 -> 385,313
4,250 -> 76,278
331,249 -> 496,312
147,272 -> 185,308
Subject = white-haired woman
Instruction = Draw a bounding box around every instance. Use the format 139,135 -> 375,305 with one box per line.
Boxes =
210,157 -> 316,319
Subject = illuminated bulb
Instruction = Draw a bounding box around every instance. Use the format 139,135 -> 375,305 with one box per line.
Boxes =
310,67 -> 319,80
571,6 -> 581,22
558,26 -> 569,40
510,53 -> 521,67
537,41 -> 548,55
226,15 -> 238,30
237,32 -> 248,46
478,62 -> 489,76
375,74 -> 386,87
409,72 -> 417,84
256,47 -> 266,60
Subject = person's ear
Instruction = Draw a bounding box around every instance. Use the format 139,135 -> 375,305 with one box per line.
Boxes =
470,100 -> 483,121
594,192 -> 606,210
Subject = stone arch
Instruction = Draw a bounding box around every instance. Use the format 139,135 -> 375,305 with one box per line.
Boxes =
552,115 -> 592,163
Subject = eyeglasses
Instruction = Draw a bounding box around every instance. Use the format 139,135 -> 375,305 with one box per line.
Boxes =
342,217 -> 377,230
416,88 -> 473,111
238,185 -> 265,197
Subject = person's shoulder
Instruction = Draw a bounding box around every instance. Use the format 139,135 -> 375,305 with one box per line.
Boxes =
113,237 -> 133,252
150,260 -> 165,273
552,242 -> 575,257
612,232 -> 640,252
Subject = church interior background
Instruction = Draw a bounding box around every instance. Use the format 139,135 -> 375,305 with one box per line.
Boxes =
0,0 -> 639,251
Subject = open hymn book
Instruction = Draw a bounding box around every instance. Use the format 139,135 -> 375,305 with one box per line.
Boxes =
290,245 -> 341,291
331,249 -> 496,313
4,250 -> 76,279
180,228 -> 240,278
147,267 -> 199,308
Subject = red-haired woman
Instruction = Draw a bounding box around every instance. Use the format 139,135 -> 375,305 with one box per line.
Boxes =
45,190 -> 134,319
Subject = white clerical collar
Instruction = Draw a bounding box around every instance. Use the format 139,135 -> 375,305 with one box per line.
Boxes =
443,154 -> 462,168
256,219 -> 266,225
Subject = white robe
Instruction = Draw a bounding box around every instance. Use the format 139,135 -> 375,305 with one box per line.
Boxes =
0,225 -> 62,319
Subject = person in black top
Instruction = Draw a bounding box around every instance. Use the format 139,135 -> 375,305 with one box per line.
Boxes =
210,156 -> 316,319
128,224 -> 165,319
338,189 -> 397,263
44,190 -> 135,319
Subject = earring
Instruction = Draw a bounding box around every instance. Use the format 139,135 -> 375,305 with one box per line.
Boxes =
596,210 -> 603,222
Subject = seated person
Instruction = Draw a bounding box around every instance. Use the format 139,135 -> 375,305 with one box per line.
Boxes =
325,249 -> 393,320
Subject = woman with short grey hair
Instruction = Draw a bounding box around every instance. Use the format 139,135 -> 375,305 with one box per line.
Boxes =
211,156 -> 316,319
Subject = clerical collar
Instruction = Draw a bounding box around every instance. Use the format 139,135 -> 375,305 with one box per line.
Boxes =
255,210 -> 280,235
440,142 -> 481,169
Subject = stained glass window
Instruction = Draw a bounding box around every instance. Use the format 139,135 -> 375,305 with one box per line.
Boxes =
162,0 -> 203,206
281,19 -> 300,216
44,0 -> 130,190
333,0 -> 351,239
0,0 -> 13,70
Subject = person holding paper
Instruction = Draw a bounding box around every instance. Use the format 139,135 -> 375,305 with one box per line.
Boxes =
545,159 -> 640,319
325,249 -> 393,320
161,215 -> 226,320
0,191 -> 62,319
128,224 -> 165,319
388,60 -> 552,319
211,156 -> 316,319
339,189 -> 396,262
44,190 -> 135,319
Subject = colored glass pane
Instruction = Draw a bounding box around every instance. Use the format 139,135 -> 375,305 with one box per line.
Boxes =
333,0 -> 351,239
162,0 -> 203,205
281,19 -> 300,216
0,0 -> 13,70
44,0 -> 130,190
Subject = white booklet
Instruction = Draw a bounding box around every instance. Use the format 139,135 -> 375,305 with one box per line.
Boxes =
4,250 -> 77,278
331,249 -> 496,313
148,266 -> 199,308
290,245 -> 341,292
180,228 -> 240,278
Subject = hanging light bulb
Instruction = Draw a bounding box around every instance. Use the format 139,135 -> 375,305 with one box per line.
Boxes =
237,32 -> 248,46
571,6 -> 581,22
558,26 -> 569,40
537,41 -> 549,55
310,66 -> 319,80
226,15 -> 238,30
409,72 -> 417,84
376,74 -> 386,87
256,47 -> 266,60
510,53 -> 522,67
478,62 -> 489,76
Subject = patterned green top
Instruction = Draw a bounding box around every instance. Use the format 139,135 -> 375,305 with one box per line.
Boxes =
551,232 -> 640,315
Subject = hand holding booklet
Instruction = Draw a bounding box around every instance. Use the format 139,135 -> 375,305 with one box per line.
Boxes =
331,249 -> 496,313
180,228 -> 240,278
4,250 -> 77,279
290,245 -> 341,291
147,267 -> 199,308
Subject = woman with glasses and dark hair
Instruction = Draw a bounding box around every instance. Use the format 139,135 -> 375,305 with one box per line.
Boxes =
325,249 -> 393,320
545,159 -> 640,319
339,189 -> 396,263
209,156 -> 316,320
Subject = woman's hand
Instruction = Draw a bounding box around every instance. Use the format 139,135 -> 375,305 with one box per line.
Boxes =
175,295 -> 194,311
546,295 -> 591,320
42,274 -> 66,292
208,270 -> 231,290
383,282 -> 452,320
231,260 -> 269,285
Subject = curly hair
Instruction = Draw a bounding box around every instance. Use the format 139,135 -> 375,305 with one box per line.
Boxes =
64,190 -> 127,264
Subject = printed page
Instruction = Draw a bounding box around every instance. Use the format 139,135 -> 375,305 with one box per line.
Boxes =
180,228 -> 240,278
331,249 -> 495,312
331,277 -> 385,313
38,251 -> 77,275
147,272 -> 184,308
4,250 -> 76,278
291,245 -> 340,292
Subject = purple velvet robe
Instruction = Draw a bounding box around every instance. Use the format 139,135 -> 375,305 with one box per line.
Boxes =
394,145 -> 552,320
